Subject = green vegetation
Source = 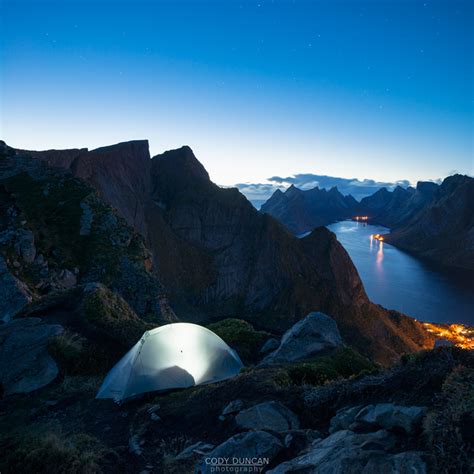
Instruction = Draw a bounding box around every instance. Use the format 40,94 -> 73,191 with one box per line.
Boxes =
48,331 -> 116,376
3,171 -> 148,286
4,172 -> 90,270
207,318 -> 271,364
423,366 -> 474,473
82,285 -> 151,347
287,348 -> 377,387
0,425 -> 114,474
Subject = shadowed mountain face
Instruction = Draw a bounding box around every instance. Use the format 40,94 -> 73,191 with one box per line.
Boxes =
358,182 -> 439,228
384,175 -> 474,270
261,176 -> 474,270
17,141 -> 434,364
261,185 -> 358,234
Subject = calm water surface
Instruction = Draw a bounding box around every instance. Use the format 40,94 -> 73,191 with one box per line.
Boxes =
327,221 -> 474,325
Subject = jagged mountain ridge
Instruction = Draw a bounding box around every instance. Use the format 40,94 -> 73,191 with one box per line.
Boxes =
262,173 -> 473,270
261,184 -> 358,234
384,175 -> 474,270
262,181 -> 441,233
12,140 -> 434,364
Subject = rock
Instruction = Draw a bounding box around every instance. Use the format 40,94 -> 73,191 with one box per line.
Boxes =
175,441 -> 215,460
79,201 -> 94,236
195,431 -> 283,474
0,255 -> 32,322
235,401 -> 300,431
329,405 -> 364,433
221,399 -> 244,416
0,318 -> 63,395
129,434 -> 143,456
261,313 -> 343,365
268,429 -> 407,473
56,269 -> 77,289
281,429 -> 323,452
15,229 -> 36,263
354,404 -> 427,434
330,404 -> 426,434
260,338 -> 280,354
147,403 -> 160,414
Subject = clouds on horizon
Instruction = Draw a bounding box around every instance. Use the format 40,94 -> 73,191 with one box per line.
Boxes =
235,173 -> 415,206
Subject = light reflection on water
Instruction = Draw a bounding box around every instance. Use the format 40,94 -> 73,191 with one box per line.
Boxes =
327,220 -> 474,325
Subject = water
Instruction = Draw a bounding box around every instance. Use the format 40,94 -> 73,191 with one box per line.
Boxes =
327,220 -> 474,325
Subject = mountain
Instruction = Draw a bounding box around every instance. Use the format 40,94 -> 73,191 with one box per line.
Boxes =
261,185 -> 358,234
358,182 -> 439,228
12,140 -> 434,364
384,175 -> 474,270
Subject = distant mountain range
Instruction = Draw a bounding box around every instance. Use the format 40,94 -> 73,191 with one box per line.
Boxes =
0,140 -> 434,364
261,176 -> 474,270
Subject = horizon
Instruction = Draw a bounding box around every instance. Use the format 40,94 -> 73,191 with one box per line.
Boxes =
1,0 -> 473,191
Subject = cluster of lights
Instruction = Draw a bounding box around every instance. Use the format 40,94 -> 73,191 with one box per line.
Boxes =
372,233 -> 385,241
423,322 -> 474,350
354,216 -> 369,221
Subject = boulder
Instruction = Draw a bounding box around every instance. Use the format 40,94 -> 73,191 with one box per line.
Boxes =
15,229 -> 36,263
0,317 -> 63,395
261,312 -> 343,365
235,401 -> 300,431
195,431 -> 283,474
329,405 -> 364,433
221,399 -> 244,416
260,338 -> 280,354
56,269 -> 77,289
330,404 -> 427,434
175,441 -> 215,460
281,429 -> 323,452
269,429 -> 427,473
355,404 -> 427,434
0,255 -> 32,322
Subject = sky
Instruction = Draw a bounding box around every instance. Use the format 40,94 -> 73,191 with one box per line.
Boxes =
1,0 -> 473,201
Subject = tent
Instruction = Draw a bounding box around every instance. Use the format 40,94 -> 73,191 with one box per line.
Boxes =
96,322 -> 244,401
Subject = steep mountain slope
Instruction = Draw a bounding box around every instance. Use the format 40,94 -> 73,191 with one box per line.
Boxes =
0,141 -> 176,341
384,175 -> 474,270
358,182 -> 439,228
261,185 -> 358,233
17,141 -> 434,364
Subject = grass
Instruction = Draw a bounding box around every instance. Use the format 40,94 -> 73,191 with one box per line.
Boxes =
423,366 -> 474,473
286,348 -> 377,387
82,285 -> 152,347
207,318 -> 272,364
0,425 -> 114,474
48,331 -> 117,376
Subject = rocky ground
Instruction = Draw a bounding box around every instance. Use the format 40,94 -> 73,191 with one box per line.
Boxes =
0,310 -> 473,473
0,140 -> 471,473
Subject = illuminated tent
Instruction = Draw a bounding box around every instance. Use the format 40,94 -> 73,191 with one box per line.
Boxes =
96,323 -> 244,401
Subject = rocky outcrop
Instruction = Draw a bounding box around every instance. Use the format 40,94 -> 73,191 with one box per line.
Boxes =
0,317 -> 63,395
0,142 -> 173,325
261,312 -> 343,365
358,182 -> 439,228
0,255 -> 32,322
14,141 -> 434,364
330,403 -> 427,434
384,175 -> 474,270
235,401 -> 300,431
261,184 -> 358,234
268,429 -> 428,473
195,431 -> 283,474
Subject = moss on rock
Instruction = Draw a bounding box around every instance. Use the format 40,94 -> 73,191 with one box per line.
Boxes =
82,284 -> 153,348
207,318 -> 271,364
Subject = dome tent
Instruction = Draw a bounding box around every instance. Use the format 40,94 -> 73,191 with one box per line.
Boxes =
96,323 -> 244,402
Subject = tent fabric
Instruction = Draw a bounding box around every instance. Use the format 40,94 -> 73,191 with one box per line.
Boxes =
96,322 -> 244,401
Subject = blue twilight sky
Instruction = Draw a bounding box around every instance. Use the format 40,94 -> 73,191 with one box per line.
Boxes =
1,0 -> 473,195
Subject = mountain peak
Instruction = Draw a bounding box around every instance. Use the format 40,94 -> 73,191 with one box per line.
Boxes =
152,146 -> 210,183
